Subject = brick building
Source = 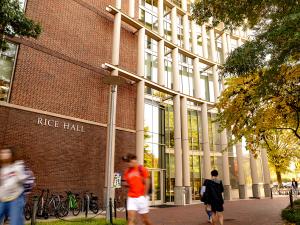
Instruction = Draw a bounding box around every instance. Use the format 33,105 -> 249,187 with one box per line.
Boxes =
0,0 -> 272,205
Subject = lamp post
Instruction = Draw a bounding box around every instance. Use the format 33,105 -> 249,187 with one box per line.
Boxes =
103,74 -> 126,222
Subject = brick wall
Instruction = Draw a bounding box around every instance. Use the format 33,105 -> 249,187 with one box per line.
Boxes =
8,0 -> 137,130
0,106 -> 136,201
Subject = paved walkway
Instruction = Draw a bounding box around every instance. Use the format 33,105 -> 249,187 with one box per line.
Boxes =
135,197 -> 290,225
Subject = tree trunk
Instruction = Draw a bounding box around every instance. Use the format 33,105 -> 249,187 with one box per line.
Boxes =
276,170 -> 283,187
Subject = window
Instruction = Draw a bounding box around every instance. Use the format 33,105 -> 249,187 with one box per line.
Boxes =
164,47 -> 173,89
139,0 -> 158,32
171,0 -> 182,8
19,0 -> 27,9
0,43 -> 18,102
145,36 -> 158,90
177,15 -> 184,48
144,100 -> 165,169
163,6 -> 172,41
179,54 -> 194,96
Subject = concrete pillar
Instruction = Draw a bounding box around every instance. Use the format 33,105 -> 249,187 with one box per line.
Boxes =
193,58 -> 200,98
158,0 -> 164,36
136,28 -> 145,164
191,21 -> 198,54
237,28 -> 243,47
157,0 -> 164,86
201,24 -> 209,58
226,34 -> 232,55
209,19 -> 217,62
212,64 -> 231,200
158,40 -> 165,86
171,7 -> 177,45
236,142 -> 246,199
261,148 -> 271,197
136,81 -> 145,164
172,48 -> 180,92
182,0 -> 187,11
221,24 -> 228,60
221,129 -> 231,200
212,65 -> 219,101
105,11 -> 121,201
181,97 -> 192,204
201,103 -> 211,179
183,15 -> 190,50
250,152 -> 260,198
173,94 -> 185,205
137,28 -> 145,77
115,0 -> 121,9
112,13 -> 122,67
129,0 -> 135,18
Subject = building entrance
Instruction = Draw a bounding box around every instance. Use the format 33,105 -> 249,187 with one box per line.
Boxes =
148,169 -> 165,205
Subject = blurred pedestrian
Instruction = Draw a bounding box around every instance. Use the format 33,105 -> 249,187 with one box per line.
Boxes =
292,178 -> 298,198
122,153 -> 153,225
0,148 -> 27,225
200,179 -> 212,223
205,170 -> 224,225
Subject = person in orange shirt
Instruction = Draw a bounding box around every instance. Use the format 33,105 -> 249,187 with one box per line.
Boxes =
122,153 -> 153,225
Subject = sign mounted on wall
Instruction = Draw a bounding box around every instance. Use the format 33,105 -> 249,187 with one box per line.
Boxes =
36,117 -> 85,133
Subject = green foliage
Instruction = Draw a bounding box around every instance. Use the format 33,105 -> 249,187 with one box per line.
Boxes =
192,0 -> 300,142
0,0 -> 42,51
282,202 -> 300,224
262,130 -> 300,184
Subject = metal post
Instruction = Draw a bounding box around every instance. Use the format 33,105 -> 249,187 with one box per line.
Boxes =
125,198 -> 128,221
106,84 -> 117,222
109,198 -> 113,224
271,187 -> 273,199
114,198 -> 117,218
31,196 -> 38,225
289,190 -> 294,208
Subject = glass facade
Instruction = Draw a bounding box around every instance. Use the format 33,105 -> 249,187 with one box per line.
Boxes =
179,54 -> 193,96
165,104 -> 175,202
136,0 -> 263,203
0,43 -> 18,102
139,0 -> 158,32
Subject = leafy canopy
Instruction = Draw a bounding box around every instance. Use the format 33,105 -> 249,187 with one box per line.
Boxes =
0,0 -> 42,51
192,0 -> 300,143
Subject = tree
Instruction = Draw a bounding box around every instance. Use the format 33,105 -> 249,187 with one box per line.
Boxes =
261,130 -> 300,186
192,0 -> 300,142
216,67 -> 300,151
0,0 -> 42,51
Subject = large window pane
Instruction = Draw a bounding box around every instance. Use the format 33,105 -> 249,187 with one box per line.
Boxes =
0,43 -> 17,102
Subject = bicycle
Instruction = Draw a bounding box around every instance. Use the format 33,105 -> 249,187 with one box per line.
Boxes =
83,192 -> 99,214
61,191 -> 82,216
45,193 -> 67,218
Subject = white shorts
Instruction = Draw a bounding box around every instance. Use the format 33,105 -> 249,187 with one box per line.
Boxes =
127,196 -> 149,214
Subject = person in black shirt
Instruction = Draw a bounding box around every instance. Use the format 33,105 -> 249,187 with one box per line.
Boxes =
205,170 -> 224,225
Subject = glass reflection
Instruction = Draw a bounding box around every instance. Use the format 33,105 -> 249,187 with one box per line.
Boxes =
0,43 -> 17,102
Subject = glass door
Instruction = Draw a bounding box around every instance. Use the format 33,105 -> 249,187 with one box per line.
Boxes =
149,169 -> 164,205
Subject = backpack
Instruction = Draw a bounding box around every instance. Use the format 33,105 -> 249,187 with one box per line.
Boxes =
138,165 -> 152,195
23,166 -> 36,195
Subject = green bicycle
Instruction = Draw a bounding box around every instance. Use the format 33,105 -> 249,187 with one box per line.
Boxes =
60,191 -> 82,216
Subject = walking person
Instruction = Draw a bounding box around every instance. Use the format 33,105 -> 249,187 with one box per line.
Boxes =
200,179 -> 213,223
292,178 -> 298,198
122,153 -> 153,225
205,170 -> 224,225
0,148 -> 27,225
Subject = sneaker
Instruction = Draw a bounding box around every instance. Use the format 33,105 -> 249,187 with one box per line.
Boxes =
208,216 -> 212,223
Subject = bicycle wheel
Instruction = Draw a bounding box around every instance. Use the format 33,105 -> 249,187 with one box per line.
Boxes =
57,201 -> 69,218
24,203 -> 32,220
90,202 -> 99,214
72,198 -> 82,216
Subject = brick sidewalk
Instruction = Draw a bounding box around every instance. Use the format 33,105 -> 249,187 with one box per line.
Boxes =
134,197 -> 290,225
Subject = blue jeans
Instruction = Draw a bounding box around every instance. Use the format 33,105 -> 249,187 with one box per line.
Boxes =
0,194 -> 24,225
